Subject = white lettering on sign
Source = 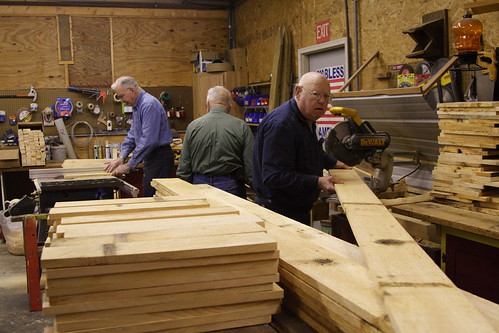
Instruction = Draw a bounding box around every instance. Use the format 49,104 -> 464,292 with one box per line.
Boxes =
316,20 -> 330,44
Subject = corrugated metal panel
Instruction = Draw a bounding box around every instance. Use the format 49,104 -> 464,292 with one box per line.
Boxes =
331,93 -> 437,190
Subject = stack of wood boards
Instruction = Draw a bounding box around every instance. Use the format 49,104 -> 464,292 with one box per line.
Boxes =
61,159 -> 113,179
152,178 -> 499,333
41,195 -> 283,332
434,102 -> 499,215
18,128 -> 46,166
391,201 -> 499,243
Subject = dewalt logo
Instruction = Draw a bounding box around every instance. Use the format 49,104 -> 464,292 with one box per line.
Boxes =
360,138 -> 386,147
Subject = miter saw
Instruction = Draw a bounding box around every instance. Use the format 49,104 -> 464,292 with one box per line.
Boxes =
326,106 -> 393,193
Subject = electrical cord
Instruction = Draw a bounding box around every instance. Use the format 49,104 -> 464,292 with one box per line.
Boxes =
396,162 -> 422,182
69,121 -> 94,146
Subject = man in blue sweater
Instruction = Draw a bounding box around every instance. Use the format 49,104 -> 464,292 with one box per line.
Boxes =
105,76 -> 174,197
253,72 -> 350,224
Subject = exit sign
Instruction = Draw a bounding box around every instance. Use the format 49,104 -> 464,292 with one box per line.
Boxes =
316,20 -> 330,44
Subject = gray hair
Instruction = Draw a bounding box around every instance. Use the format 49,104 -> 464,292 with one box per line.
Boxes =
111,76 -> 139,90
206,86 -> 231,107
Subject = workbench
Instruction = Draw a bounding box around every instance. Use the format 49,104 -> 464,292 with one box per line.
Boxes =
391,201 -> 499,304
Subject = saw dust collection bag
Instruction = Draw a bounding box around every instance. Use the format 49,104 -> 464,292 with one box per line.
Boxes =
0,213 -> 24,255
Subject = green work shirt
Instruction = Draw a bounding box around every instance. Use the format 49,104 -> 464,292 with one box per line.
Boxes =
176,107 -> 254,186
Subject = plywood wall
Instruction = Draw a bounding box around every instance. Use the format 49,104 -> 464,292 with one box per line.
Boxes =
0,6 -> 228,90
235,0 -> 499,89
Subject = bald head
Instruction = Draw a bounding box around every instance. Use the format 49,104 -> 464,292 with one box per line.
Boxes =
294,72 -> 331,123
297,72 -> 329,88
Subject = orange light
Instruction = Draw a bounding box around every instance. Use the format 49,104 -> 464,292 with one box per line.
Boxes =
452,13 -> 483,54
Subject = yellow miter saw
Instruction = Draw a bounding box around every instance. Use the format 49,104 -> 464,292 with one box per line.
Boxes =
326,107 -> 393,193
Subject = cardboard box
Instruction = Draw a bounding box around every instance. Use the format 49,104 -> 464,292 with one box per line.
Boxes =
0,148 -> 21,168
206,62 -> 234,72
190,50 -> 219,62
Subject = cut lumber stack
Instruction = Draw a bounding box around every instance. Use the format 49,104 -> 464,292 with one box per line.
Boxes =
41,196 -> 283,332
153,179 -> 390,333
18,128 -> 46,166
151,178 -> 499,333
433,101 -> 499,215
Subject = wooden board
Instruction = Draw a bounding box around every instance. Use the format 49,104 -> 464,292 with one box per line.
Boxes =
46,274 -> 278,305
51,285 -> 282,325
41,232 -> 277,269
391,212 -> 439,243
45,282 -> 281,315
50,222 -> 265,248
279,267 -> 381,333
45,251 -> 279,279
54,300 -> 279,332
268,26 -> 285,112
391,201 -> 499,240
55,205 -> 240,226
53,195 -> 206,208
69,16 -> 112,87
330,169 -> 496,333
53,213 -> 261,239
47,199 -> 211,225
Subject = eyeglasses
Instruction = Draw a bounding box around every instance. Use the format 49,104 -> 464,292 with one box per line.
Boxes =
301,86 -> 332,102
115,87 -> 131,100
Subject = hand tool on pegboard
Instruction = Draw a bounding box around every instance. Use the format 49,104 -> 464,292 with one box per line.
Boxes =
0,86 -> 37,102
68,86 -> 107,103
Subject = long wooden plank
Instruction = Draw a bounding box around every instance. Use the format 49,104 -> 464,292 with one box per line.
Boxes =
47,199 -> 210,224
46,274 -> 279,307
53,195 -> 206,208
53,284 -> 283,328
152,315 -> 272,333
268,26 -> 284,112
330,169 -> 495,333
41,232 -> 277,269
391,201 -> 499,240
54,213 -> 261,239
338,50 -> 379,93
62,158 -> 113,168
279,267 -> 381,333
44,282 -> 277,315
45,250 -> 279,279
55,205 -> 240,226
282,291 -> 333,333
54,300 -> 280,333
49,222 -> 265,248
46,259 -> 278,296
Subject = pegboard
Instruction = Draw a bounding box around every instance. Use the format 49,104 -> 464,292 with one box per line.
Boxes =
0,86 -> 192,142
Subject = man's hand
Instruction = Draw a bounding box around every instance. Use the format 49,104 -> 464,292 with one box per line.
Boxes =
333,160 -> 352,169
318,175 -> 344,194
111,163 -> 131,176
104,157 -> 124,173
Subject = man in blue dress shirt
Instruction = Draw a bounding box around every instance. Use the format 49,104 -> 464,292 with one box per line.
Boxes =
105,76 -> 174,197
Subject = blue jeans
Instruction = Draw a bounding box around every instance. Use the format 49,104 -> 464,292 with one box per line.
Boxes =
193,174 -> 247,199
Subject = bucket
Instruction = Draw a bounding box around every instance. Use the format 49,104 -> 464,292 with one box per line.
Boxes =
50,145 -> 67,161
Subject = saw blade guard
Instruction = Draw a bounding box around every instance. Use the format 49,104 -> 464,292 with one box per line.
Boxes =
326,107 -> 391,168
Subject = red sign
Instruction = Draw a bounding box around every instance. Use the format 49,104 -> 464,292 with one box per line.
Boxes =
316,20 -> 330,44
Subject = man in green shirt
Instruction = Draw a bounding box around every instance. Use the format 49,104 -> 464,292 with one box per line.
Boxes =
177,86 -> 253,198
